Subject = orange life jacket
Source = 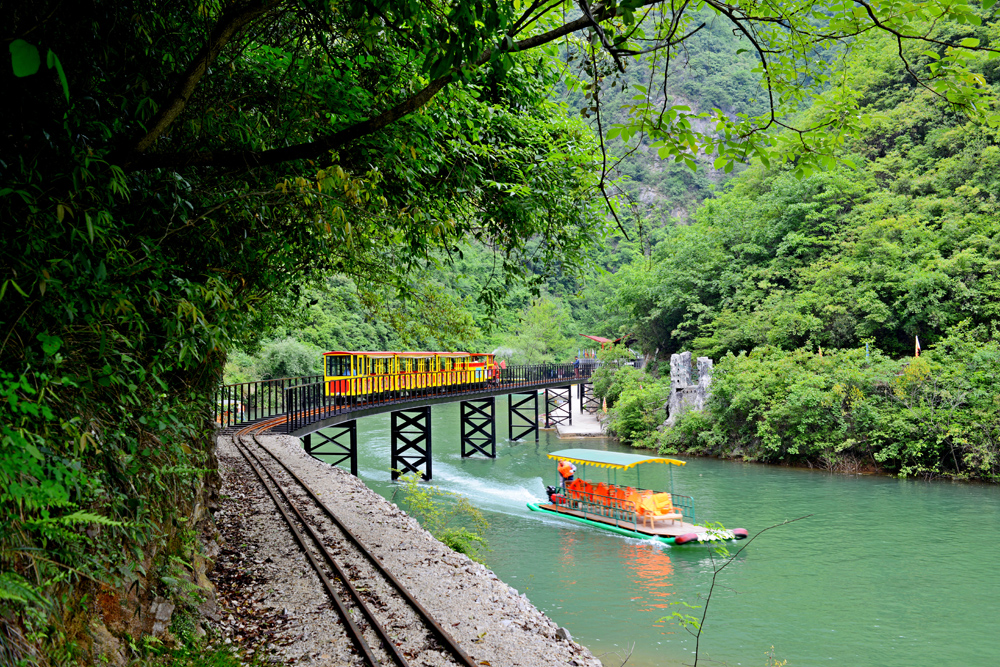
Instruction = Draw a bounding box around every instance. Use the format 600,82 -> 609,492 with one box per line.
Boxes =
558,461 -> 574,479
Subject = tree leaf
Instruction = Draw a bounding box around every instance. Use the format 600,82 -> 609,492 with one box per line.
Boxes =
9,39 -> 40,77
46,49 -> 70,102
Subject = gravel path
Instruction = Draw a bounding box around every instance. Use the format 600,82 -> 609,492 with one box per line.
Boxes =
211,432 -> 604,667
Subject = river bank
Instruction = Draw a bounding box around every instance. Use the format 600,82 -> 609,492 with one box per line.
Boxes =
227,410 -> 1000,667
209,432 -> 604,666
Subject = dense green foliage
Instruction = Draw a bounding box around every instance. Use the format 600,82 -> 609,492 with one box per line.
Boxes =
605,25 -> 1000,359
662,326 -> 1000,479
597,365 -> 672,444
1,1 -> 605,660
595,26 -> 1000,479
222,242 -> 595,378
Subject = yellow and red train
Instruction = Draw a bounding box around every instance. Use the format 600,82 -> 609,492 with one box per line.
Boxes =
323,350 -> 497,397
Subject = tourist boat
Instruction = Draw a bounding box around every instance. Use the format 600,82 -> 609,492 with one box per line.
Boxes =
527,449 -> 748,545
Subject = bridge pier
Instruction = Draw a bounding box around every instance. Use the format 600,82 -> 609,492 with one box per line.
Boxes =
391,407 -> 432,481
579,382 -> 600,413
545,386 -> 572,428
460,398 -> 496,458
508,392 -> 539,442
303,421 -> 358,476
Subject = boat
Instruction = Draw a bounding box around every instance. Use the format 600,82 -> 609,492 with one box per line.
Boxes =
527,449 -> 748,545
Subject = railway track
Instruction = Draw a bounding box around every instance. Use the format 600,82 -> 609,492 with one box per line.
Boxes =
230,422 -> 476,667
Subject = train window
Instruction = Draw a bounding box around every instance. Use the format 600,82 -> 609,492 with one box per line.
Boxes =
354,355 -> 367,376
327,355 -> 351,377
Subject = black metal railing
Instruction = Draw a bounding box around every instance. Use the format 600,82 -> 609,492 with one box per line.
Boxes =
556,488 -> 695,526
283,361 -> 602,433
213,357 -> 643,433
214,375 -> 322,428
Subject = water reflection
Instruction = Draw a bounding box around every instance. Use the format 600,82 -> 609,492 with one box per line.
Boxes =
557,530 -> 578,583
619,543 -> 674,614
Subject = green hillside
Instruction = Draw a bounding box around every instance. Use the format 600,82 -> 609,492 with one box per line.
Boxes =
597,29 -> 1000,479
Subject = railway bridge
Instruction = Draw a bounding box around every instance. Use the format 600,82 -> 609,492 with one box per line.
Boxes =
216,362 -> 610,481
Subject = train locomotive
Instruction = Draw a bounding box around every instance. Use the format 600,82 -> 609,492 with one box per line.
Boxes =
322,350 -> 497,397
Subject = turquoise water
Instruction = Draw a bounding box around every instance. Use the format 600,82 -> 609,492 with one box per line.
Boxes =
317,400 -> 1000,666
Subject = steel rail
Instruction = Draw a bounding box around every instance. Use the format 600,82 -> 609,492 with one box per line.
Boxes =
250,433 -> 477,667
230,422 -> 476,667
231,433 -> 384,667
283,370 -> 591,434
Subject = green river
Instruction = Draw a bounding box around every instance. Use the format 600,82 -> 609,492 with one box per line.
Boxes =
317,400 -> 1000,666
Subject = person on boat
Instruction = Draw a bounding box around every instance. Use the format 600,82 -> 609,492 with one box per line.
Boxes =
557,460 -> 576,490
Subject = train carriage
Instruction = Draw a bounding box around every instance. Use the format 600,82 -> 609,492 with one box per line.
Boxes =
322,350 -> 496,398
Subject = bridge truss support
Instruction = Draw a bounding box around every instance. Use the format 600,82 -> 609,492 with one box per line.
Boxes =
460,398 -> 496,458
303,422 -> 358,476
579,383 -> 600,413
391,407 -> 432,481
545,386 -> 572,428
508,392 -> 538,442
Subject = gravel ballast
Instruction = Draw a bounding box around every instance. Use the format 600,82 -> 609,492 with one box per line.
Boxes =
211,432 -> 604,667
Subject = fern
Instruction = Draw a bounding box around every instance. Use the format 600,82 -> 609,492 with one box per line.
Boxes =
0,571 -> 45,606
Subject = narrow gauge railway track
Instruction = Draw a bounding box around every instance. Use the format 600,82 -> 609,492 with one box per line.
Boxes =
230,423 -> 477,667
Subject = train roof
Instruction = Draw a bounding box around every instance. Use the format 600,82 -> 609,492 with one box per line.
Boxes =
322,350 -> 487,357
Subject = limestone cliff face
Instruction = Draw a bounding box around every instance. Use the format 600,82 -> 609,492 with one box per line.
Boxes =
663,352 -> 713,429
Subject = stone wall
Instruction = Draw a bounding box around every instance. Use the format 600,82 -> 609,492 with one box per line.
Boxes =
662,352 -> 713,428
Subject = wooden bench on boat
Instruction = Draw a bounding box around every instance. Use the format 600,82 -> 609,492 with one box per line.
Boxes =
637,493 -> 683,528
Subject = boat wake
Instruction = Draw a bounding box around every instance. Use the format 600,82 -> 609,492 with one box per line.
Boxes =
427,465 -> 545,512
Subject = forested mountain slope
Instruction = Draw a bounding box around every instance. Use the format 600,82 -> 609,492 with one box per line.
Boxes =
605,47 -> 1000,359
596,30 -> 1000,479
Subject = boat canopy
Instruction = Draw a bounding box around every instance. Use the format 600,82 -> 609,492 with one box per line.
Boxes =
547,449 -> 685,470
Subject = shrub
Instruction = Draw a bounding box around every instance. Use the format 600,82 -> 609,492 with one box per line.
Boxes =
257,338 -> 322,379
394,474 -> 490,563
604,377 -> 671,445
660,326 -> 1000,479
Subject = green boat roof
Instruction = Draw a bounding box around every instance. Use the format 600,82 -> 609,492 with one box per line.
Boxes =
547,449 -> 685,470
